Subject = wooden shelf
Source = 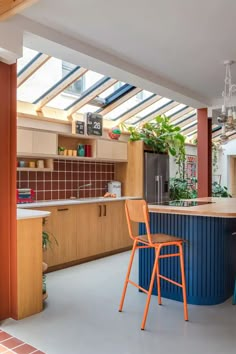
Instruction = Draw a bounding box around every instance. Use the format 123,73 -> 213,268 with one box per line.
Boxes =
17,167 -> 53,172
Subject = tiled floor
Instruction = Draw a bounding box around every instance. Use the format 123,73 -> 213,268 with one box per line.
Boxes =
0,331 -> 44,354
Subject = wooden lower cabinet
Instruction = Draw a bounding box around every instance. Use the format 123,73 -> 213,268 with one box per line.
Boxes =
39,201 -> 132,268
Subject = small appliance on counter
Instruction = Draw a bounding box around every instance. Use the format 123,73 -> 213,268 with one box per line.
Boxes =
107,181 -> 121,197
17,188 -> 35,204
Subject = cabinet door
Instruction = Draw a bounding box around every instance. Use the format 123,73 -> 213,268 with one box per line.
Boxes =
40,206 -> 77,266
32,131 -> 57,155
17,129 -> 33,154
76,203 -> 102,259
101,201 -> 132,252
96,140 -> 127,161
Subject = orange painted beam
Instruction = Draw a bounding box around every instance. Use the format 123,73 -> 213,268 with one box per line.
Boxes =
0,61 -> 17,320
197,108 -> 212,197
0,0 -> 38,21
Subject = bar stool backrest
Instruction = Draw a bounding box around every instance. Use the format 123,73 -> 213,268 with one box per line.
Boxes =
125,199 -> 152,244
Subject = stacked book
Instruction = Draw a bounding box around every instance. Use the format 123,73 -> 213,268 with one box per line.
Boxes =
17,188 -> 35,203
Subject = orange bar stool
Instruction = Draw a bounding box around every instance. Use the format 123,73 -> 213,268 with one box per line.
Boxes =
119,199 -> 188,330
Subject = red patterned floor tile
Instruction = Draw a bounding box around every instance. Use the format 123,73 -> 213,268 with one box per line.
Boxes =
13,343 -> 38,354
0,333 -> 12,342
0,344 -> 8,353
2,338 -> 24,349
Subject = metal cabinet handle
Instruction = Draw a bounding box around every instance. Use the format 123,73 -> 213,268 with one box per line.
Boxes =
103,204 -> 106,216
57,208 -> 69,212
98,205 -> 102,217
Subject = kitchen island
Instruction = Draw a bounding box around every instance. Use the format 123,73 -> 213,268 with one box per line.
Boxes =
139,198 -> 236,305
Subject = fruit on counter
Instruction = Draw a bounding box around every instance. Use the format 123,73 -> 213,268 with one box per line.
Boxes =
103,192 -> 117,198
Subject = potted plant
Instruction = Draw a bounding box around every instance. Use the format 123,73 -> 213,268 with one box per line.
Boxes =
42,218 -> 58,301
58,146 -> 65,155
121,115 -> 186,173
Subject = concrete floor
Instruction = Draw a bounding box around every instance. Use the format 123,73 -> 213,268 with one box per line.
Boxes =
1,251 -> 236,354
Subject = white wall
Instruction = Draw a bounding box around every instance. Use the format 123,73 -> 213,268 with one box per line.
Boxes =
217,140 -> 236,191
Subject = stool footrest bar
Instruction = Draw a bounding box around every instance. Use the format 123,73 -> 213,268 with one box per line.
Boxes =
158,274 -> 183,288
128,279 -> 149,294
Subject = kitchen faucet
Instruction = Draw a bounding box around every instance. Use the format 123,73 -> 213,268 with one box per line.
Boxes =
77,183 -> 92,198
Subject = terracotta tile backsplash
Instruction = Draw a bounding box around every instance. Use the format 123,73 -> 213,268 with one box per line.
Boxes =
17,160 -> 115,201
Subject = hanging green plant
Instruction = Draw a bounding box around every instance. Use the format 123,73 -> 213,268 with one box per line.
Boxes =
121,115 -> 186,175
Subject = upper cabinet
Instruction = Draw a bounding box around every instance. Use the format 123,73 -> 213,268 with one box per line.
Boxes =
17,128 -> 128,162
17,129 -> 57,155
96,140 -> 127,161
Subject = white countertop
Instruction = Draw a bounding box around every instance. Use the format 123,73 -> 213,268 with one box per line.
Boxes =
17,208 -> 51,220
17,196 -> 139,209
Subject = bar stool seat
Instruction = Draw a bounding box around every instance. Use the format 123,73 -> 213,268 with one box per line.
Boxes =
119,199 -> 188,330
137,233 -> 183,244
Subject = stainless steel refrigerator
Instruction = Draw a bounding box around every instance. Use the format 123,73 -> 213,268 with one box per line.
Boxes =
144,152 -> 169,203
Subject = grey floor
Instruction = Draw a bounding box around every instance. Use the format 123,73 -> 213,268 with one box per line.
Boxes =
1,251 -> 236,354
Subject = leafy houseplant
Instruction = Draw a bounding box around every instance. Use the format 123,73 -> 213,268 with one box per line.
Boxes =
122,115 -> 186,175
169,177 -> 198,200
212,181 -> 232,197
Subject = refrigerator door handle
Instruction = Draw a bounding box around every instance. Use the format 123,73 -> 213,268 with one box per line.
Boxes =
160,175 -> 163,203
155,175 -> 160,203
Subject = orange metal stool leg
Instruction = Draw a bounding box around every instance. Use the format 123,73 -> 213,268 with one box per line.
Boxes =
141,247 -> 161,330
119,240 -> 138,312
156,248 -> 162,305
179,243 -> 188,321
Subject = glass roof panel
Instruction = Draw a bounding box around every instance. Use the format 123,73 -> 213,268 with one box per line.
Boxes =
17,47 -> 39,74
46,70 -> 104,109
17,58 -> 76,103
124,97 -> 171,125
164,104 -> 186,117
172,110 -> 196,125
105,90 -> 153,120
77,104 -> 100,114
180,119 -> 197,130
98,81 -> 125,99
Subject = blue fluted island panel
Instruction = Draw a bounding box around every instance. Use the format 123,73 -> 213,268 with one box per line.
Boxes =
139,198 -> 236,305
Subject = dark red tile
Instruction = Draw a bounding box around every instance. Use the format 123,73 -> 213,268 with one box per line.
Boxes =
20,171 -> 28,180
44,191 -> 52,201
66,181 -> 72,189
37,172 -> 44,180
44,181 -> 52,190
52,171 -> 58,180
90,173 -> 96,181
96,164 -> 101,172
90,164 -> 95,172
2,337 -> 24,349
20,181 -> 29,188
37,191 -> 44,201
52,181 -> 59,190
14,343 -> 39,354
66,161 -> 72,170
0,332 -> 12,341
78,172 -> 84,180
52,191 -> 59,199
28,181 -> 36,190
59,171 -> 65,180
66,190 -> 72,199
44,172 -> 51,180
54,161 -> 59,170
36,181 -> 44,190
72,162 -> 78,172
85,164 -> 90,172
72,180 -> 78,189
85,172 -> 90,180
66,171 -> 72,180
29,171 -> 37,180
58,161 -> 65,171
59,181 -> 65,189
101,164 -> 106,172
59,190 -> 65,199
102,173 -> 106,180
79,190 -> 85,198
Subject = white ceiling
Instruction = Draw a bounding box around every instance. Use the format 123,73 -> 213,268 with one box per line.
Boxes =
21,0 -> 236,108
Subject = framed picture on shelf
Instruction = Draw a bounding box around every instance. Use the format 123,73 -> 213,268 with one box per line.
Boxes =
72,120 -> 85,135
85,112 -> 103,136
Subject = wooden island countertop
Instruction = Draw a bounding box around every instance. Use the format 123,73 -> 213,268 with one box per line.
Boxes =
148,197 -> 236,218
